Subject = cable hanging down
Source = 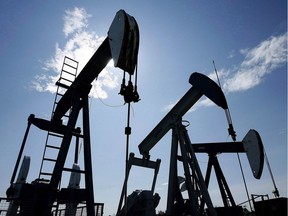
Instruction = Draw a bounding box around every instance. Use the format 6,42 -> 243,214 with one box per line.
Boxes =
118,62 -> 140,215
213,60 -> 236,141
213,60 -> 253,211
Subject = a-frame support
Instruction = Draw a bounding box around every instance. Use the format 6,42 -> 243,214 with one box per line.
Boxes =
42,84 -> 96,216
202,154 -> 236,209
166,120 -> 217,216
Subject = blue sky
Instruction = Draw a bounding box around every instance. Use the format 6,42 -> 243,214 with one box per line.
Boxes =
0,1 -> 287,215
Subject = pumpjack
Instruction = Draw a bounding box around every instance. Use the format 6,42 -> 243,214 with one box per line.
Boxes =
5,10 -> 140,216
133,73 -> 265,216
2,9 -> 285,216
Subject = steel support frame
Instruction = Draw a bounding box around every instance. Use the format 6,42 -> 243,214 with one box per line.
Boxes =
117,153 -> 161,215
166,120 -> 216,216
204,154 -> 236,208
43,87 -> 95,216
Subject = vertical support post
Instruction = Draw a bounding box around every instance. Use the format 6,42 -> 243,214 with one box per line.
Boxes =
166,128 -> 179,215
151,159 -> 161,194
204,154 -> 214,187
82,94 -> 96,216
74,135 -> 79,164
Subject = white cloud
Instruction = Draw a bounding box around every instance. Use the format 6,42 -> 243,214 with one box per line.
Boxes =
162,100 -> 178,112
227,50 -> 236,59
223,32 -> 287,93
32,7 -> 120,99
207,68 -> 229,86
163,32 -> 287,112
63,7 -> 90,37
162,97 -> 215,114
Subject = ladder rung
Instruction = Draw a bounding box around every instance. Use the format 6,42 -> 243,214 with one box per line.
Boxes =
62,167 -> 85,174
63,113 -> 70,118
55,81 -> 70,89
40,172 -> 53,176
72,132 -> 84,138
56,92 -> 64,97
63,63 -> 78,70
43,158 -> 57,162
34,178 -> 50,183
59,77 -> 74,83
64,56 -> 79,64
46,144 -> 60,150
48,132 -> 64,138
62,69 -> 77,76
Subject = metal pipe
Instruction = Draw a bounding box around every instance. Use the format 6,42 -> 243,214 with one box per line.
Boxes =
82,94 -> 96,216
166,128 -> 179,215
138,86 -> 203,157
10,114 -> 34,184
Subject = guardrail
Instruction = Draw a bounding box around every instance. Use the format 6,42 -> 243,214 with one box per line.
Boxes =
0,197 -> 104,216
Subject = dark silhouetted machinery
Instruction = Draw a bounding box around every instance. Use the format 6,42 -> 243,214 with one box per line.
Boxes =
1,9 -> 286,216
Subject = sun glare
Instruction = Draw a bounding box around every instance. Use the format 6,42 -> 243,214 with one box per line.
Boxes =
107,59 -> 114,68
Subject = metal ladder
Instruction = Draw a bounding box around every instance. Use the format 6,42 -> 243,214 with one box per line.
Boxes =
38,56 -> 79,181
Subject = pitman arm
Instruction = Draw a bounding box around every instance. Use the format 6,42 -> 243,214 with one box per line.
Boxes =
53,10 -> 139,122
138,72 -> 228,158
